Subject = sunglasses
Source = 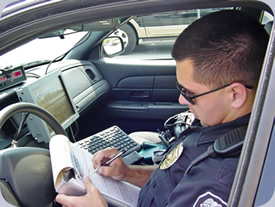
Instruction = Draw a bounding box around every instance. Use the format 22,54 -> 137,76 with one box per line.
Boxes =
176,81 -> 253,105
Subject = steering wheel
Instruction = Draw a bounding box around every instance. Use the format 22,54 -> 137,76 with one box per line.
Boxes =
0,102 -> 67,207
0,102 -> 66,138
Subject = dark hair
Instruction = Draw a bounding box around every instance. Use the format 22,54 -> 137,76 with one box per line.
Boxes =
171,10 -> 269,88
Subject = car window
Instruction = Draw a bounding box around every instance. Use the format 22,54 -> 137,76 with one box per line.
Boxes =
104,8 -> 232,60
262,11 -> 273,24
262,11 -> 273,34
0,30 -> 87,69
254,121 -> 275,206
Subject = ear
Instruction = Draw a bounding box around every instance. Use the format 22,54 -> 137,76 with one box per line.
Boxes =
229,83 -> 248,108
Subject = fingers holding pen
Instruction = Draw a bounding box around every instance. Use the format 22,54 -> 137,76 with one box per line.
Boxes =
92,147 -> 119,169
92,147 -> 121,176
92,147 -> 128,181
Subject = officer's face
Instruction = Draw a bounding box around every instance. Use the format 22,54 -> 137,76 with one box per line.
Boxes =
176,59 -> 232,127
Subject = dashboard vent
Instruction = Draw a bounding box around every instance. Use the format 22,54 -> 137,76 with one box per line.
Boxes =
85,69 -> 96,80
85,69 -> 98,84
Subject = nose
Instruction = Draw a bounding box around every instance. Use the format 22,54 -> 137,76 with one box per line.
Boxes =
178,94 -> 191,105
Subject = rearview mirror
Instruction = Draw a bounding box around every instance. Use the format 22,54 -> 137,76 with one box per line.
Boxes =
39,30 -> 65,39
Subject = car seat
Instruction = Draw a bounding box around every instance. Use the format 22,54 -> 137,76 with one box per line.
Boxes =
0,147 -> 57,207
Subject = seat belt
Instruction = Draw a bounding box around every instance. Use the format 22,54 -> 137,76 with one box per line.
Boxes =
184,126 -> 247,176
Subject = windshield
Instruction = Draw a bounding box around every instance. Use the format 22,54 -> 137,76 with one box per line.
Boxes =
0,31 -> 88,69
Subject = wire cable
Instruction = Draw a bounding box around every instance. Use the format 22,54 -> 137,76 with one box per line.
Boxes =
45,28 -> 91,75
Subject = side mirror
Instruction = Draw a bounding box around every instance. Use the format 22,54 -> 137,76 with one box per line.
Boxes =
102,36 -> 124,57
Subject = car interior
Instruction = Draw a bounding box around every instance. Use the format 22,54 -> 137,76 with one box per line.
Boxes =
0,0 -> 274,206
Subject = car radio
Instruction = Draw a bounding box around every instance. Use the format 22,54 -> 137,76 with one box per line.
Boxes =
0,65 -> 26,92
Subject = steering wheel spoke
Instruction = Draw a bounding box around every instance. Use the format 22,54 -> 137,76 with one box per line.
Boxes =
14,112 -> 30,140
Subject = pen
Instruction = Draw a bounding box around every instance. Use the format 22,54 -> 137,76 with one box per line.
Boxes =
93,148 -> 127,173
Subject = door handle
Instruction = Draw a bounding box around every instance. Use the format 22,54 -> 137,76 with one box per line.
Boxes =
130,91 -> 151,99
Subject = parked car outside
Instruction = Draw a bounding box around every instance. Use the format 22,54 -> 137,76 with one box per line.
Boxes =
111,8 -> 227,54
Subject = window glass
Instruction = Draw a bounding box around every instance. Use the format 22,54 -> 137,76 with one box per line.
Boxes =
0,31 -> 87,69
262,11 -> 273,34
254,122 -> 275,206
104,8 -> 232,61
262,11 -> 273,24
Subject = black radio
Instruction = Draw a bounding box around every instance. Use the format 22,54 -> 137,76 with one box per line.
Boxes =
0,66 -> 26,92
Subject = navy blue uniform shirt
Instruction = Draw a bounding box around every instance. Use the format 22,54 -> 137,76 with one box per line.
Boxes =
137,114 -> 250,207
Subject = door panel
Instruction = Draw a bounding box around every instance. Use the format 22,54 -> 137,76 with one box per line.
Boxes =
92,59 -> 188,134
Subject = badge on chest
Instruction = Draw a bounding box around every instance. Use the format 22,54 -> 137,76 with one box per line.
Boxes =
160,141 -> 184,170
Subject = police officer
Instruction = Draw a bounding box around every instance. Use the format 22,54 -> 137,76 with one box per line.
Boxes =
56,10 -> 269,207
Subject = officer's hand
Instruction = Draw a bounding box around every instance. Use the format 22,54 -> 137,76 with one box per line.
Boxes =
56,177 -> 107,207
92,147 -> 129,181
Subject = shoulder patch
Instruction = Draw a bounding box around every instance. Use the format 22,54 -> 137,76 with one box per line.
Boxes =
193,191 -> 227,207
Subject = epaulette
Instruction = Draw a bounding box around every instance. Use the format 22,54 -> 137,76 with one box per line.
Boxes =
184,126 -> 247,176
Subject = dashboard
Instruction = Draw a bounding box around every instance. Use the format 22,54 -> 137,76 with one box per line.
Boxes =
0,60 -> 111,147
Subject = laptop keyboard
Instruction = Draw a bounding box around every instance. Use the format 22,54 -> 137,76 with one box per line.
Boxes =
75,126 -> 141,156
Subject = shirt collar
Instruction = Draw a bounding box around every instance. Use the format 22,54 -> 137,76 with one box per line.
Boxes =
192,113 -> 250,145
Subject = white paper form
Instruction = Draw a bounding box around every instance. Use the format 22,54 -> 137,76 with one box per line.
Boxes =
70,144 -> 140,207
50,135 -> 75,186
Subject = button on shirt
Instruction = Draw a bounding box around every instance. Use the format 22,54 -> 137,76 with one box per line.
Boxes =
137,114 -> 250,207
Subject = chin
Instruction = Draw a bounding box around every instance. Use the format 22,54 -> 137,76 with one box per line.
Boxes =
200,121 -> 209,127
